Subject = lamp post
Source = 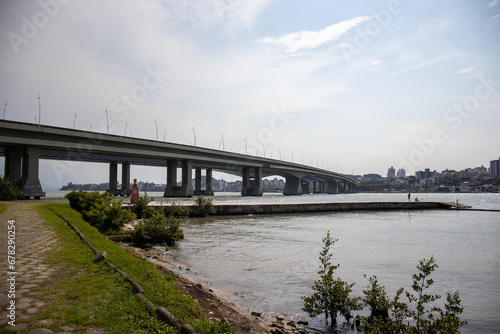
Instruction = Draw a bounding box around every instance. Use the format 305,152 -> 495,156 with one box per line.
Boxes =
105,108 -> 109,134
2,100 -> 6,120
154,119 -> 158,141
37,93 -> 41,126
192,126 -> 197,146
73,112 -> 77,129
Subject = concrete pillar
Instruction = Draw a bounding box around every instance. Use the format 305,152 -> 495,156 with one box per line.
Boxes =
241,167 -> 263,196
164,160 -> 193,197
194,168 -> 202,195
107,162 -> 119,195
301,180 -> 310,194
4,146 -> 23,185
283,175 -> 303,195
313,181 -> 317,193
121,162 -> 131,196
181,160 -> 194,197
20,147 -> 45,199
327,180 -> 339,194
206,168 -> 214,195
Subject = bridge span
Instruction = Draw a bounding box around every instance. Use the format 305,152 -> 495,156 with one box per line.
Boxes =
0,120 -> 358,199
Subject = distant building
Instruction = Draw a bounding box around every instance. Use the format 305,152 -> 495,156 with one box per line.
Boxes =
490,157 -> 500,177
387,166 -> 396,180
415,168 -> 435,181
396,168 -> 406,178
362,174 -> 383,181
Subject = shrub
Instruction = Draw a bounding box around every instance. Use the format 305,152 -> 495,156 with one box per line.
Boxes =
302,231 -> 362,329
131,192 -> 155,219
65,190 -> 136,232
190,196 -> 214,217
0,177 -> 24,201
132,211 -> 184,246
361,256 -> 468,333
168,201 -> 189,218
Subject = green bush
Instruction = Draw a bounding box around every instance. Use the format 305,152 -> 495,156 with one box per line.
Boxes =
131,192 -> 155,219
132,211 -> 184,246
361,257 -> 468,333
190,196 -> 214,217
0,177 -> 24,201
168,201 -> 189,218
65,190 -> 136,232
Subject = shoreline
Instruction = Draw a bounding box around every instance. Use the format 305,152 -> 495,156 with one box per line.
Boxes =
116,241 -> 308,333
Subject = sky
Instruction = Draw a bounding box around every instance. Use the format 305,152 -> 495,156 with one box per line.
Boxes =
1,0 -> 499,189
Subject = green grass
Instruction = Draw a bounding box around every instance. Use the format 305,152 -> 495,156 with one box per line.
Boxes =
0,202 -> 6,214
30,203 -> 233,334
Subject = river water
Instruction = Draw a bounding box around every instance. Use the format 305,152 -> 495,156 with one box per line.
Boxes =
46,191 -> 500,333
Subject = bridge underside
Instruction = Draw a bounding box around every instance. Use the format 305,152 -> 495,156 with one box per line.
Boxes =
1,146 -> 358,198
0,120 -> 358,199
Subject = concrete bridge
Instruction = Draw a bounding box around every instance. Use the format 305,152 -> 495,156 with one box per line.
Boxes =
0,120 -> 359,199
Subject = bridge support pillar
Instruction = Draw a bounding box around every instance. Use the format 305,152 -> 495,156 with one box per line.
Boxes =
164,160 -> 193,197
194,168 -> 214,196
301,180 -> 310,194
4,146 -> 23,185
283,175 -> 303,195
121,162 -> 131,196
206,168 -> 213,195
327,180 -> 339,194
107,162 -> 119,195
241,167 -> 263,196
20,147 -> 45,199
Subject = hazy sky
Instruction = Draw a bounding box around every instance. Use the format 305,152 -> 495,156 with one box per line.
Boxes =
1,0 -> 499,189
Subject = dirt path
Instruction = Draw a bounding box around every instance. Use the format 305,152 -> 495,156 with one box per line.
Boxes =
0,202 -> 59,332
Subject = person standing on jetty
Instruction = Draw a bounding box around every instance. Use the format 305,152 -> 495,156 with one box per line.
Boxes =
408,192 -> 411,201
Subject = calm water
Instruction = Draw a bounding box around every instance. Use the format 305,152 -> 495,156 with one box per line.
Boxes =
46,191 -> 500,333
161,193 -> 499,333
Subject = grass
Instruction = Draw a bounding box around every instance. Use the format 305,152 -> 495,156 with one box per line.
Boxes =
0,202 -> 6,214
31,203 -> 234,334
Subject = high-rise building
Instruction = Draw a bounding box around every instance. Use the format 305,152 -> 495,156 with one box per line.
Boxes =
491,157 -> 500,177
387,166 -> 396,180
396,168 -> 406,178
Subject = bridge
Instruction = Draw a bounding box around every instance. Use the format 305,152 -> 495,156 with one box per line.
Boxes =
0,120 -> 359,199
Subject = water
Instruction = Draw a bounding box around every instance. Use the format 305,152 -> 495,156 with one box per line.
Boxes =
160,193 -> 499,333
45,190 -> 500,332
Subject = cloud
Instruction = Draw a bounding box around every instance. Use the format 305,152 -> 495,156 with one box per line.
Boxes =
453,64 -> 484,77
260,16 -> 372,53
488,0 -> 499,8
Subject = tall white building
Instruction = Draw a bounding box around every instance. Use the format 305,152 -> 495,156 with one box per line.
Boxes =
387,166 -> 396,180
397,168 -> 406,178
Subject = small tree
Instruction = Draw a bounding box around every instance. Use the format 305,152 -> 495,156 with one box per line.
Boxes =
363,256 -> 467,333
190,196 -> 214,217
302,231 -> 361,329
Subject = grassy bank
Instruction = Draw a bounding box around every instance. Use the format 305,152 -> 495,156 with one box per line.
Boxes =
35,203 -> 233,334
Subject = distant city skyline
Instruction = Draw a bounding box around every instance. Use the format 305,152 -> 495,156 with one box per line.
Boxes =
1,1 -> 499,188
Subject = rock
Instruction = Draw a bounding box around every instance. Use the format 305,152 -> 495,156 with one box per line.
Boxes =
251,311 -> 262,318
297,320 -> 309,326
287,320 -> 296,328
94,251 -> 107,262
